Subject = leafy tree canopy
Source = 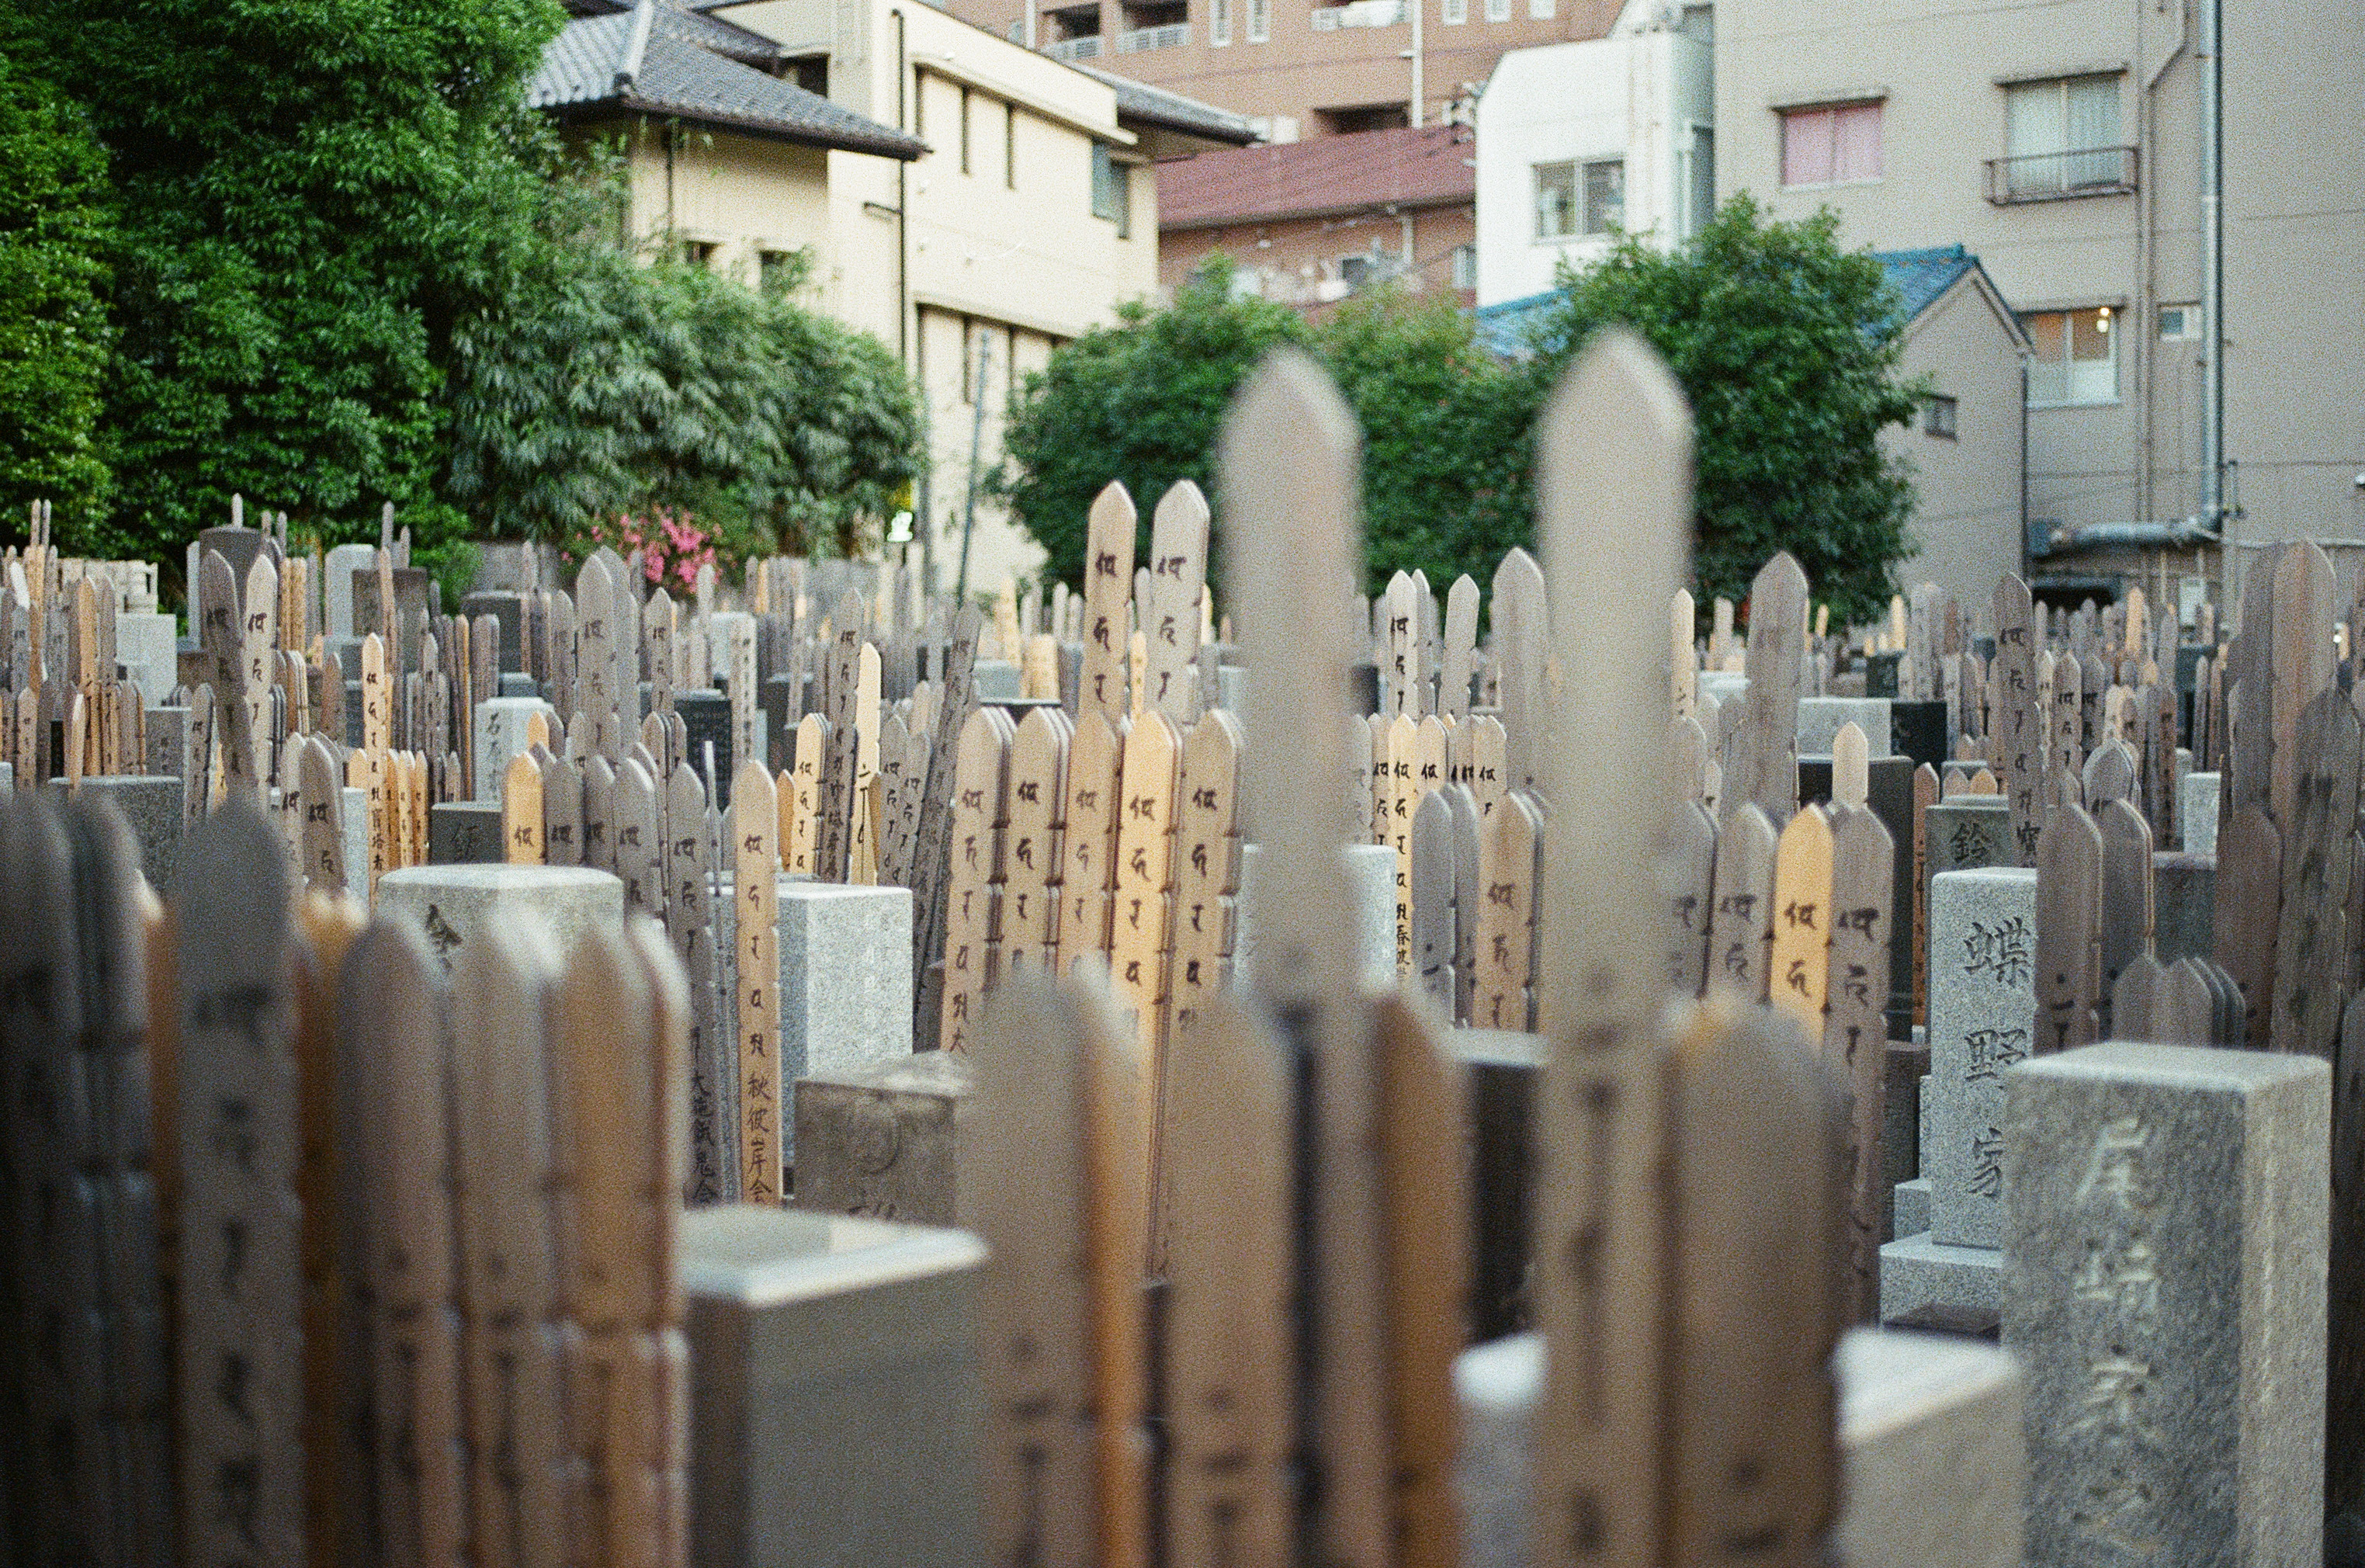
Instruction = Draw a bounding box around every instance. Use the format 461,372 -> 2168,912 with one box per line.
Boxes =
0,52 -> 113,535
446,225 -> 922,567
2,0 -> 571,598
999,201 -> 1923,627
1524,194 -> 1924,628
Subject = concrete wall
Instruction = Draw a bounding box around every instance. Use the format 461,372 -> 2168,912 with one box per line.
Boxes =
1472,28 -> 1711,305
1887,274 -> 2029,612
1716,0 -> 2365,600
1160,202 -> 1475,307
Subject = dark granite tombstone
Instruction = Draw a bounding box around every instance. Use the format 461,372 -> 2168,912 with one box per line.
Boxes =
676,689 -> 733,807
460,590 -> 525,673
1451,1027 -> 1541,1344
2154,851 -> 2215,965
1888,699 -> 1949,771
428,800 -> 505,864
1864,650 -> 1902,698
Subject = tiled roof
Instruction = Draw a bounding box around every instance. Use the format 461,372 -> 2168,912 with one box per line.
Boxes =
1873,245 -> 1980,322
531,5 -> 926,161
1157,123 -> 1476,230
1471,290 -> 1558,359
1071,64 -> 1258,147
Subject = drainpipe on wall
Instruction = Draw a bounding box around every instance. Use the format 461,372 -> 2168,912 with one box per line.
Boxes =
2199,0 -> 2225,535
1407,0 -> 1424,126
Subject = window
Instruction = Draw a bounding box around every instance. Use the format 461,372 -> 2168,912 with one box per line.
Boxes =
2159,304 -> 2200,341
1780,101 -> 1881,186
959,87 -> 973,174
1441,0 -> 1465,23
1211,0 -> 1231,43
1091,142 -> 1131,236
1535,159 -> 1621,238
2020,306 -> 2119,405
2003,74 -> 2121,196
1684,124 -> 1715,237
1451,244 -> 1476,290
678,239 -> 719,266
1340,254 -> 1374,289
961,316 -> 976,404
1484,0 -> 1508,21
1249,0 -> 1269,41
758,248 -> 803,293
789,56 -> 827,95
1006,103 -> 1018,187
1922,394 -> 1958,439
1528,0 -> 1553,16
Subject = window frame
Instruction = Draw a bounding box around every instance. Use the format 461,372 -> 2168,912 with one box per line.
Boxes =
2018,306 -> 2121,408
1248,0 -> 1271,43
1533,161 -> 1577,240
1211,0 -> 1232,43
1922,394 -> 1959,440
1005,103 -> 1018,187
1484,0 -> 1509,23
959,86 -> 973,175
1441,0 -> 1466,23
1777,99 -> 1884,189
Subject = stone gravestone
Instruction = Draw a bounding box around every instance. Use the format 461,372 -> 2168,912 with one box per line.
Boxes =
677,690 -> 733,806
323,543 -> 375,639
374,864 -> 622,971
459,590 -> 524,673
681,1206 -> 986,1568
2152,852 -> 2215,966
1234,840 -> 1399,990
1798,696 -> 1892,758
473,696 -> 558,805
2181,771 -> 2221,857
428,801 -> 505,865
50,777 -> 183,888
2006,1042 -> 2326,1566
1881,866 -> 2037,1330
352,564 -> 434,668
116,612 -> 179,702
794,1052 -> 971,1226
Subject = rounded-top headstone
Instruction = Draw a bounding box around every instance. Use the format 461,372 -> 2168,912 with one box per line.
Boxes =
375,864 -> 622,971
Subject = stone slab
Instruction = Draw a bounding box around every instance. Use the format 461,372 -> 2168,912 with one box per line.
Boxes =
792,1052 -> 971,1226
1454,1326 -> 2026,1568
145,706 -> 187,780
677,689 -> 733,803
1878,1230 -> 2002,1334
1834,1328 -> 2024,1568
2153,852 -> 2214,966
1882,1040 -> 1928,1242
53,775 -> 183,887
116,612 -> 179,703
682,1206 -> 986,1568
2182,769 -> 2221,856
459,590 -> 524,672
1216,663 -> 1246,714
1697,670 -> 1749,708
1929,867 -> 2037,1251
496,672 -> 540,699
1798,695 -> 1892,757
969,658 -> 1022,702
473,696 -> 559,805
375,864 -> 623,970
1925,797 -> 2011,884
1892,1177 -> 1932,1239
2005,1042 -> 2328,1568
1236,841 -> 1398,990
704,610 -> 755,683
340,786 -> 369,897
779,881 -> 914,1084
428,801 -> 505,866
323,543 -> 374,640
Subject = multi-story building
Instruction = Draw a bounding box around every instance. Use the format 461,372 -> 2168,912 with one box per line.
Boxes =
1469,4 -> 1714,305
941,0 -> 1628,140
1717,0 -> 2365,606
535,0 -> 1252,590
1158,122 -> 1476,309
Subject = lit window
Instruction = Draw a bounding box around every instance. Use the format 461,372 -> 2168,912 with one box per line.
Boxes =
1922,394 -> 1958,439
1780,100 -> 1882,186
2003,75 -> 2121,196
2020,307 -> 2119,406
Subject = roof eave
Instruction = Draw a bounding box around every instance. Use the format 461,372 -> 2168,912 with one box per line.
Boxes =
1160,190 -> 1473,231
551,95 -> 927,160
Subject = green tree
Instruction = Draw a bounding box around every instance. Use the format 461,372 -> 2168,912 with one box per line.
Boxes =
446,221 -> 922,568
2,0 -> 570,595
1524,194 -> 1923,627
1318,288 -> 1537,593
992,258 -> 1309,593
0,52 -> 113,537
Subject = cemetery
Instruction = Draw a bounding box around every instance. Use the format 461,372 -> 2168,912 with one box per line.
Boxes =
6,327 -> 2363,1568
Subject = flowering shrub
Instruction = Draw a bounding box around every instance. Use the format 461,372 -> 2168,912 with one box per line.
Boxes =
615,506 -> 718,592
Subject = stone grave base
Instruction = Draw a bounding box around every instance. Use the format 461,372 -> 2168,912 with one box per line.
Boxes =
1890,1176 -> 1930,1238
1878,1231 -> 1999,1334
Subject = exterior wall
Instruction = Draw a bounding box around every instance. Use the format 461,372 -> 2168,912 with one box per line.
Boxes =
939,0 -> 1625,135
706,0 -> 1162,589
1161,201 -> 1475,308
616,124 -> 839,299
1472,27 -> 1711,305
1885,276 -> 2028,612
1716,0 -> 2365,595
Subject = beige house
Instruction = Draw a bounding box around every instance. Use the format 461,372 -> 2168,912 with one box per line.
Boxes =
1716,0 -> 2365,609
536,0 -> 1252,592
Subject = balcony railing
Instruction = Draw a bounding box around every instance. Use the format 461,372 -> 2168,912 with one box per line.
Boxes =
1116,22 -> 1190,50
1046,34 -> 1103,57
1983,145 -> 2138,203
1311,0 -> 1404,27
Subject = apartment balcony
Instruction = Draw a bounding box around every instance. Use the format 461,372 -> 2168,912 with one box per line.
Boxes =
1311,0 -> 1405,28
1983,146 -> 2138,204
1116,21 -> 1191,49
1046,34 -> 1103,57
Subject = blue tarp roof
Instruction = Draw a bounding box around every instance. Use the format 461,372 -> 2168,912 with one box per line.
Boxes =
1468,244 -> 1999,360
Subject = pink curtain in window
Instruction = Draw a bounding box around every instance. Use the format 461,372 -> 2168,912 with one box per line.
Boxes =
1783,109 -> 1834,186
1833,102 -> 1882,180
